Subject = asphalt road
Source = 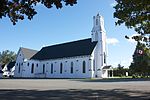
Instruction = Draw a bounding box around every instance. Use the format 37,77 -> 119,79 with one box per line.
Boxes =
0,78 -> 150,100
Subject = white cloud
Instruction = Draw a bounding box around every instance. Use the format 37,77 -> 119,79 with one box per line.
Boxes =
110,1 -> 117,7
107,38 -> 119,45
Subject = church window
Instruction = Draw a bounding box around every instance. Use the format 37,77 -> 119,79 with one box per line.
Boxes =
36,64 -> 38,67
60,63 -> 63,74
18,63 -> 20,73
93,59 -> 95,71
31,63 -> 34,73
95,32 -> 98,41
51,63 -> 53,74
43,64 -> 45,74
71,62 -> 73,74
101,56 -> 103,66
96,19 -> 98,25
104,52 -> 106,64
82,61 -> 86,73
27,63 -> 29,66
17,63 -> 18,66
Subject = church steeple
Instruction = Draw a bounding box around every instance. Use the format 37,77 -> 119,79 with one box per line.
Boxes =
91,13 -> 107,75
91,13 -> 106,42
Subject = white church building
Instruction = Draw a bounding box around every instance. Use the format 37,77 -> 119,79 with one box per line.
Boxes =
14,14 -> 112,78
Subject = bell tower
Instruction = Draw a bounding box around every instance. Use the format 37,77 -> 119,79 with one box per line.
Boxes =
91,13 -> 106,42
91,13 -> 107,77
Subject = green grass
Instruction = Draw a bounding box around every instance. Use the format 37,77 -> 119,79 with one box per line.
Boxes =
113,76 -> 132,78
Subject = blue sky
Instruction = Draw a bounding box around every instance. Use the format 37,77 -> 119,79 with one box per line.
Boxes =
0,0 -> 137,67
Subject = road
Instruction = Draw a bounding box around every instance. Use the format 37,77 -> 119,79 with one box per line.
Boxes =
0,78 -> 150,100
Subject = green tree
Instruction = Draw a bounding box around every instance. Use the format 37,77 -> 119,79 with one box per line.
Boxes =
114,0 -> 150,47
117,64 -> 124,77
0,50 -> 16,65
113,64 -> 127,77
0,0 -> 77,25
129,42 -> 150,77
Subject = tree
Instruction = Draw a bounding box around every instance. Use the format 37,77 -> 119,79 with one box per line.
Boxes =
0,50 -> 16,65
114,0 -> 150,47
113,64 -> 127,77
0,0 -> 77,25
117,64 -> 124,76
129,42 -> 150,77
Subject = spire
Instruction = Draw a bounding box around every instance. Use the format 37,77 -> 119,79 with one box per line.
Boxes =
97,12 -> 103,18
97,13 -> 99,16
91,13 -> 106,42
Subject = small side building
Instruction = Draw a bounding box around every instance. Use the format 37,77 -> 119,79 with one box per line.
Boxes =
2,61 -> 16,77
102,65 -> 113,78
0,64 -> 3,78
7,61 -> 16,77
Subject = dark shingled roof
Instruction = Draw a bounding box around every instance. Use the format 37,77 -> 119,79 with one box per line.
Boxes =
31,38 -> 97,60
21,47 -> 38,59
7,61 -> 16,71
102,65 -> 112,69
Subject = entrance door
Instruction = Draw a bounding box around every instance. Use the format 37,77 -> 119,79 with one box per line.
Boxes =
108,70 -> 113,77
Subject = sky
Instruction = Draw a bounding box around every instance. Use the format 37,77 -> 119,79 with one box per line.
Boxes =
0,0 -> 137,68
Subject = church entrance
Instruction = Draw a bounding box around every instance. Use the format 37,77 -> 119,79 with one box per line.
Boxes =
108,70 -> 113,77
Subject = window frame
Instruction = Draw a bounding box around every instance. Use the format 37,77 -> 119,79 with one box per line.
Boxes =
82,61 -> 86,73
31,63 -> 34,73
71,62 -> 73,74
60,63 -> 63,74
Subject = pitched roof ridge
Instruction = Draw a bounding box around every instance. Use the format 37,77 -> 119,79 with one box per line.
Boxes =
31,38 -> 97,60
43,38 -> 92,49
20,47 -> 38,59
20,47 -> 38,52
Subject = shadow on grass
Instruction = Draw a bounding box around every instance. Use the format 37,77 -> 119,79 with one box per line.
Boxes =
73,78 -> 150,83
0,89 -> 149,100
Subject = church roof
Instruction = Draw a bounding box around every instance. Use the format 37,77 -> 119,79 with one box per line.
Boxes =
31,38 -> 97,60
20,47 -> 38,59
102,65 -> 112,69
7,61 -> 16,71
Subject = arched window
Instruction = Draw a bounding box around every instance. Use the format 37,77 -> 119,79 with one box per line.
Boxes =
60,63 -> 63,74
31,63 -> 34,73
96,18 -> 98,25
36,64 -> 38,67
27,63 -> 29,66
95,32 -> 98,41
43,64 -> 45,74
71,62 -> 73,74
93,59 -> 95,71
104,52 -> 106,64
18,63 -> 20,73
51,63 -> 53,74
101,56 -> 103,66
82,61 -> 86,73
